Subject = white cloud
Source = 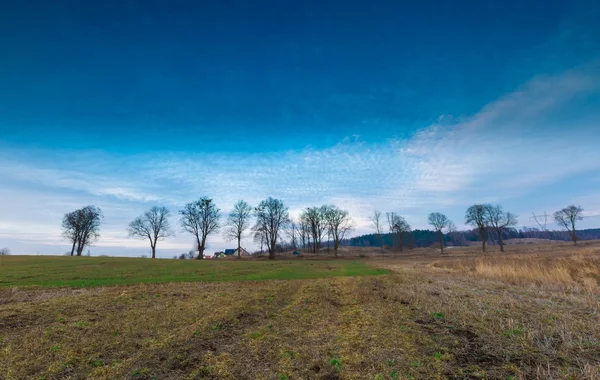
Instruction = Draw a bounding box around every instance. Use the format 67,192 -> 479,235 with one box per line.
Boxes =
398,63 -> 600,205
1,64 -> 599,254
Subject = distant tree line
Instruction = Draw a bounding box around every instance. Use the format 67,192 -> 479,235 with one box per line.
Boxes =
351,204 -> 586,252
349,227 -> 600,249
349,205 -> 588,251
58,201 -> 586,258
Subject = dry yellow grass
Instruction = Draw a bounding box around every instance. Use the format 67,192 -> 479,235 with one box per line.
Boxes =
428,243 -> 600,293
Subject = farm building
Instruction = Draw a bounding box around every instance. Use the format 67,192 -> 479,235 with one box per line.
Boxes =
223,248 -> 252,257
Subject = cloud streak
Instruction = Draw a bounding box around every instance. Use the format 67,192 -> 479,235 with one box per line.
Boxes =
1,64 -> 599,255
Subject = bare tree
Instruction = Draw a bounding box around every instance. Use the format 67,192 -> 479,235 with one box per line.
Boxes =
298,218 -> 310,250
254,197 -> 289,259
427,212 -> 453,254
128,206 -> 173,259
0,247 -> 10,256
484,204 -> 518,252
324,205 -> 354,256
445,221 -> 465,246
300,206 -> 327,253
465,205 -> 489,252
386,212 -> 411,251
252,225 -> 265,256
180,197 -> 220,259
287,219 -> 299,250
369,210 -> 384,251
554,205 -> 584,245
61,205 -> 103,256
224,200 -> 252,258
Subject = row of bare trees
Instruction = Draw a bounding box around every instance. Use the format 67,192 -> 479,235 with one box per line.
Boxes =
126,197 -> 292,259
286,205 -> 354,256
464,204 -> 518,252
371,210 -> 455,254
463,204 -> 584,252
367,204 -> 584,254
61,197 -> 296,260
60,201 -> 584,258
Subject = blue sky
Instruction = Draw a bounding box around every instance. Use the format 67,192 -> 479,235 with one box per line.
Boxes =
1,0 -> 599,257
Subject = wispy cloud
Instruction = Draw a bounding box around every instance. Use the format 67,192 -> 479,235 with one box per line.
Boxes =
1,64 -> 599,255
398,63 -> 600,204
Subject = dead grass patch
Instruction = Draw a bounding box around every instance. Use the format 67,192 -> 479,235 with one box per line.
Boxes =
428,246 -> 600,293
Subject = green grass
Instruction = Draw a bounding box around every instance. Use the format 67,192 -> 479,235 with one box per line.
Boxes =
0,255 -> 388,288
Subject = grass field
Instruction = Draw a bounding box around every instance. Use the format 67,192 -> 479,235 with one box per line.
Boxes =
0,256 -> 387,288
1,245 -> 599,379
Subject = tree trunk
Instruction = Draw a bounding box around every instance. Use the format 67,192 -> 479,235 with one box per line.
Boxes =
268,233 -> 276,260
197,236 -> 206,259
571,221 -> 577,245
497,229 -> 504,252
196,237 -> 202,259
438,230 -> 444,254
151,245 -> 156,259
480,228 -> 486,252
70,239 -> 76,256
268,242 -> 275,260
76,239 -> 84,256
237,236 -> 241,258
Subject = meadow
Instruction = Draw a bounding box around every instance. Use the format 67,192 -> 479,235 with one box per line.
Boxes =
0,256 -> 387,288
1,243 -> 599,379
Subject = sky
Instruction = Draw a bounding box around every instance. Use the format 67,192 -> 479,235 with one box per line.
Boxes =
1,0 -> 599,257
